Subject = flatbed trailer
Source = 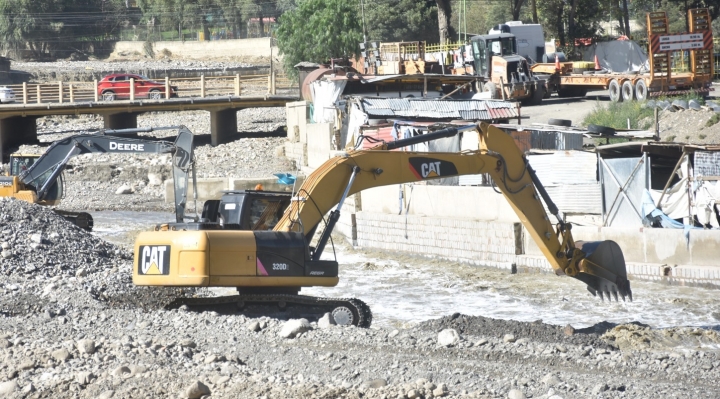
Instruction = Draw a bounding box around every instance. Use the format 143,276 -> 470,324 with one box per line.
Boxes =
531,8 -> 713,102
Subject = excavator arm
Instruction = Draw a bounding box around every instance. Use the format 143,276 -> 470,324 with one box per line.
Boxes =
274,122 -> 631,301
15,126 -> 195,222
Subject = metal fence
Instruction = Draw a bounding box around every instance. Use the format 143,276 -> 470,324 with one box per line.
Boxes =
2,73 -> 297,105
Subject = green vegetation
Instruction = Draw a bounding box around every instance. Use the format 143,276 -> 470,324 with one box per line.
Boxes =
275,0 -> 362,78
706,114 -> 720,128
583,101 -> 655,130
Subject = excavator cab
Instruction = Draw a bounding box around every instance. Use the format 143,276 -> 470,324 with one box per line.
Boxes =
8,153 -> 64,205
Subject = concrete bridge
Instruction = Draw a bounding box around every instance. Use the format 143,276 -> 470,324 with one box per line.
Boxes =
0,94 -> 298,159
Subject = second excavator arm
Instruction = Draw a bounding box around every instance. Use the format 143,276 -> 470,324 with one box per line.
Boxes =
273,122 -> 632,301
18,126 -> 195,222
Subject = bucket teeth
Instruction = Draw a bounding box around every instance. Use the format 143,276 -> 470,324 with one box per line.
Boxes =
598,290 -> 605,301
574,240 -> 633,302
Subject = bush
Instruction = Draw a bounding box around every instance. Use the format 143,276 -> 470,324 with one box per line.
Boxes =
583,100 -> 655,130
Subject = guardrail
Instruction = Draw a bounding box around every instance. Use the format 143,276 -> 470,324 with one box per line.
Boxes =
2,72 -> 298,105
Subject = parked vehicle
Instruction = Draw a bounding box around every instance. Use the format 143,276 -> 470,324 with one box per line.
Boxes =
0,86 -> 16,103
97,73 -> 178,101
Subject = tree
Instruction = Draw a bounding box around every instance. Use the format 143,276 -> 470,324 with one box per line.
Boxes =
0,0 -> 127,60
436,0 -> 455,43
364,0 -> 438,43
275,0 -> 362,78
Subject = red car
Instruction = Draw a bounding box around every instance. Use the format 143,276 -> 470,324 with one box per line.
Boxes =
97,73 -> 178,101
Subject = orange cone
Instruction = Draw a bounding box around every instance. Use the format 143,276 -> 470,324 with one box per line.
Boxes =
555,53 -> 561,71
594,54 -> 601,70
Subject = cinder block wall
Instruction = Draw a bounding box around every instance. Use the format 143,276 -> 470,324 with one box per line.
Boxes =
355,211 -> 520,270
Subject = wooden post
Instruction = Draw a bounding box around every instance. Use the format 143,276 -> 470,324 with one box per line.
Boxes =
69,84 -> 74,103
267,75 -> 272,93
130,77 -> 135,101
423,75 -> 427,98
22,82 -> 27,104
36,85 -> 41,104
200,75 -> 205,98
94,79 -> 98,102
271,70 -> 276,94
58,81 -> 63,103
234,74 -> 241,96
165,77 -> 170,99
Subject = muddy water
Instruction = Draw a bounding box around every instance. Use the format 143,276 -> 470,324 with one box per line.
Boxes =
93,211 -> 720,330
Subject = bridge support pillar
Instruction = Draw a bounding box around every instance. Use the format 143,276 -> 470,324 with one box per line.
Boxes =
0,116 -> 38,162
210,109 -> 238,146
104,113 -> 139,130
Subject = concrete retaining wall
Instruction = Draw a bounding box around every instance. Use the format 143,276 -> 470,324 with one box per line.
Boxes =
112,38 -> 275,59
342,183 -> 720,287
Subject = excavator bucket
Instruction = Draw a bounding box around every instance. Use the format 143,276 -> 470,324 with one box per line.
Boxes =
573,240 -> 632,302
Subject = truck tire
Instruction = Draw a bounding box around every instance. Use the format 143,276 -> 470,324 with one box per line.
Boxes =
635,80 -> 648,101
548,118 -> 572,127
608,79 -> 623,102
621,80 -> 634,102
587,124 -> 616,136
523,85 -> 544,106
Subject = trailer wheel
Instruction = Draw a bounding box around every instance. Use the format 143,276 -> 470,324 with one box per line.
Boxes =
635,80 -> 648,101
548,118 -> 572,127
621,81 -> 635,102
608,79 -> 623,102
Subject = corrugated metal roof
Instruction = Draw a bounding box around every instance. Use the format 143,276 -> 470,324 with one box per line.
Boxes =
360,98 -> 518,121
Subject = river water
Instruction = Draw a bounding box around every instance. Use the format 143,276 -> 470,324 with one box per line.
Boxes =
92,211 -> 720,330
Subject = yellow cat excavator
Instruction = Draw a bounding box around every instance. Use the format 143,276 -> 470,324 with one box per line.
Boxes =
133,122 -> 631,327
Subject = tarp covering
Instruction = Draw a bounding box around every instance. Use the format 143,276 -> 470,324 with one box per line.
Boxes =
581,40 -> 649,73
310,80 -> 347,124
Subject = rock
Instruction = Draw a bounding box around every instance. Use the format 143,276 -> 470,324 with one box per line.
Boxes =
541,373 -> 561,386
97,390 -> 115,399
77,339 -> 96,354
0,242 -> 9,250
22,383 -> 34,394
18,358 -> 35,370
407,389 -> 421,399
0,338 -> 11,348
508,388 -> 526,399
474,338 -> 488,347
279,318 -> 311,338
318,313 -> 336,329
112,366 -> 132,378
52,348 -> 71,362
433,383 -> 449,397
204,355 -> 218,364
185,381 -> 211,399
247,321 -> 261,332
363,378 -> 388,389
592,383 -> 609,394
563,324 -> 575,336
388,329 -> 399,338
1,250 -> 12,259
215,376 -> 230,385
30,233 -> 42,243
438,328 -> 460,347
180,339 -> 197,348
147,173 -> 164,186
76,371 -> 94,385
0,381 -> 18,395
503,334 -> 516,343
115,185 -> 133,195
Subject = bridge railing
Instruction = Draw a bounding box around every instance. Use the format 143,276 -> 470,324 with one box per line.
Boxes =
2,72 -> 298,105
